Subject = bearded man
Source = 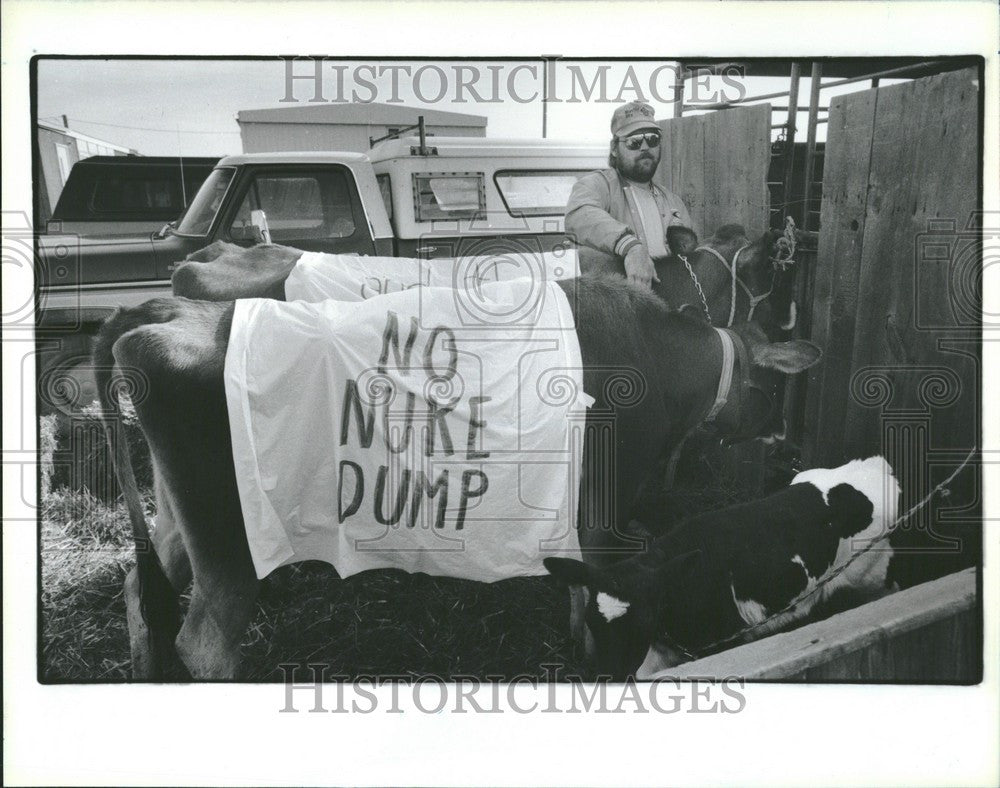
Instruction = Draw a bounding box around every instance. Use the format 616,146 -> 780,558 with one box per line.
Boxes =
565,101 -> 694,290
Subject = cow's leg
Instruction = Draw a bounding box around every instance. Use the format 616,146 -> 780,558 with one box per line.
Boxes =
123,526 -> 193,680
111,298 -> 259,679
151,483 -> 193,591
123,566 -> 157,679
176,560 -> 260,679
568,585 -> 596,663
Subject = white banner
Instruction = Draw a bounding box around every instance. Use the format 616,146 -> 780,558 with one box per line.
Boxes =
224,279 -> 588,582
285,249 -> 579,303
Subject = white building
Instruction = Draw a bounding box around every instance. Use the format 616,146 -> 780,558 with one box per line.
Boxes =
236,102 -> 487,154
35,119 -> 135,224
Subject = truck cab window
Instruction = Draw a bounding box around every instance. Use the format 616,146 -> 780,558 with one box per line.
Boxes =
90,175 -> 178,213
176,167 -> 235,236
229,171 -> 356,243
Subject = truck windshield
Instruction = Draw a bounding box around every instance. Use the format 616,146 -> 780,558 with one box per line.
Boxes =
175,167 -> 235,236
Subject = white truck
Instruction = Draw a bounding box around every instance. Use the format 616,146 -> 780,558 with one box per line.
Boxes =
36,133 -> 606,413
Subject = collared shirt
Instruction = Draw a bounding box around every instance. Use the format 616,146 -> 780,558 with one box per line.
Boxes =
622,177 -> 669,260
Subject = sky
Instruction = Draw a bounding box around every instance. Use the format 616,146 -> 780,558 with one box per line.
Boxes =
36,58 -> 903,156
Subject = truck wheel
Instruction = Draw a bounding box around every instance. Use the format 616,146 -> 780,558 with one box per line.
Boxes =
37,333 -> 100,418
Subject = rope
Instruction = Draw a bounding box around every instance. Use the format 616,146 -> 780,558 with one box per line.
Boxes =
729,247 -> 739,326
661,447 -> 977,663
695,243 -> 751,328
771,216 -> 798,270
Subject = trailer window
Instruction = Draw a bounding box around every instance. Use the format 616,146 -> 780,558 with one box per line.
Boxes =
413,173 -> 485,221
494,170 -> 589,217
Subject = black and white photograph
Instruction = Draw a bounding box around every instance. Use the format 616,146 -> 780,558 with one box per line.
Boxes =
4,1 -> 999,785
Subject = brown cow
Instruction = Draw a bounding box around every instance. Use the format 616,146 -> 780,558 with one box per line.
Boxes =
95,276 -> 821,679
172,225 -> 799,338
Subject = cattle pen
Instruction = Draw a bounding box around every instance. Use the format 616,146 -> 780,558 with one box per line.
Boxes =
650,58 -> 984,681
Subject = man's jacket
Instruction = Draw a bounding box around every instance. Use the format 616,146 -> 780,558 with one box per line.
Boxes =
565,168 -> 694,273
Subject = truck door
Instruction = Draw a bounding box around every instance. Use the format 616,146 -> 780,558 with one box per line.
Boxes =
221,165 -> 375,255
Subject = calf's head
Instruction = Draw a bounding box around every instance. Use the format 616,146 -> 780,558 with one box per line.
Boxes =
543,552 -> 701,681
544,551 -> 701,681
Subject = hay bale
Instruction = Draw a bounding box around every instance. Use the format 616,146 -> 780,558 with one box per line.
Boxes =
48,400 -> 152,502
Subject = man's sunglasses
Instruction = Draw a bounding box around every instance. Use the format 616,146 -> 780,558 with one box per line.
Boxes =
622,132 -> 661,151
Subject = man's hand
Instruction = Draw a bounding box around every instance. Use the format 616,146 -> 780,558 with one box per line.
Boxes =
623,243 -> 660,291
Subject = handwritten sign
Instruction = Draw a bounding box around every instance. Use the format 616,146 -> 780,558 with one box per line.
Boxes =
225,280 -> 586,582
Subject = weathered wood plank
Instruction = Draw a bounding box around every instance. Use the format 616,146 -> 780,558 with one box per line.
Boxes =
803,68 -> 980,468
843,69 -> 979,460
657,105 -> 770,241
802,87 -> 878,467
652,567 -> 978,681
797,608 -> 979,681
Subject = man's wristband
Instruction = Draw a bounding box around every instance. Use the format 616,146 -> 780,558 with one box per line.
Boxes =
615,233 -> 640,257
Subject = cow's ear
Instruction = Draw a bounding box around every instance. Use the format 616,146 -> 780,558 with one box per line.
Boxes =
827,483 -> 875,538
667,225 -> 699,257
753,340 -> 822,373
543,557 -> 598,588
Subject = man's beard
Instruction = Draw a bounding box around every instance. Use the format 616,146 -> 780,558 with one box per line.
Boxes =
616,153 -> 659,183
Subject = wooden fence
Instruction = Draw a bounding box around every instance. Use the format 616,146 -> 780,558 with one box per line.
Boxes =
793,68 -> 982,588
644,67 -> 983,683
657,568 -> 980,681
801,68 -> 980,467
655,104 -> 772,239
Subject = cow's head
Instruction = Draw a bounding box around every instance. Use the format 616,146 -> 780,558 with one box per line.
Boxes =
544,550 -> 702,680
708,321 -> 822,445
718,224 -> 799,335
666,224 -> 798,335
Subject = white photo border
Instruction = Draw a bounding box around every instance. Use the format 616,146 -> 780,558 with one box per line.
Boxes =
3,1 -> 998,785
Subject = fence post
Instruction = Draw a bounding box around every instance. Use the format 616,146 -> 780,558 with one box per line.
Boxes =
783,63 -> 824,447
780,62 -> 802,223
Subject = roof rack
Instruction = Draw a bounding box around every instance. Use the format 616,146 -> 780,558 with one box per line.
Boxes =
369,115 -> 438,156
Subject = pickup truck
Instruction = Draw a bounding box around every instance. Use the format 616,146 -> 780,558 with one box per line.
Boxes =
36,135 -> 606,414
46,155 -> 219,237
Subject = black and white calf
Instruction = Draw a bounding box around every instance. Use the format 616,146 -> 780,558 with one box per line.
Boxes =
545,456 -> 901,679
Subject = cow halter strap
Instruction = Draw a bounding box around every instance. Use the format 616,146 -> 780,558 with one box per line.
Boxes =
705,327 -> 754,431
705,327 -> 736,422
695,243 -> 770,327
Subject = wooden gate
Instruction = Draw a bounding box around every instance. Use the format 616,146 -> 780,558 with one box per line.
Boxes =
801,67 -> 981,584
654,104 -> 772,238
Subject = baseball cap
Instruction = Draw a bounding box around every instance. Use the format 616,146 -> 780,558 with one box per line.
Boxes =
611,101 -> 660,138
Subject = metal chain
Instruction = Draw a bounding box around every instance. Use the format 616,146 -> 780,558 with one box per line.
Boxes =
664,447 -> 977,663
680,254 -> 713,325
